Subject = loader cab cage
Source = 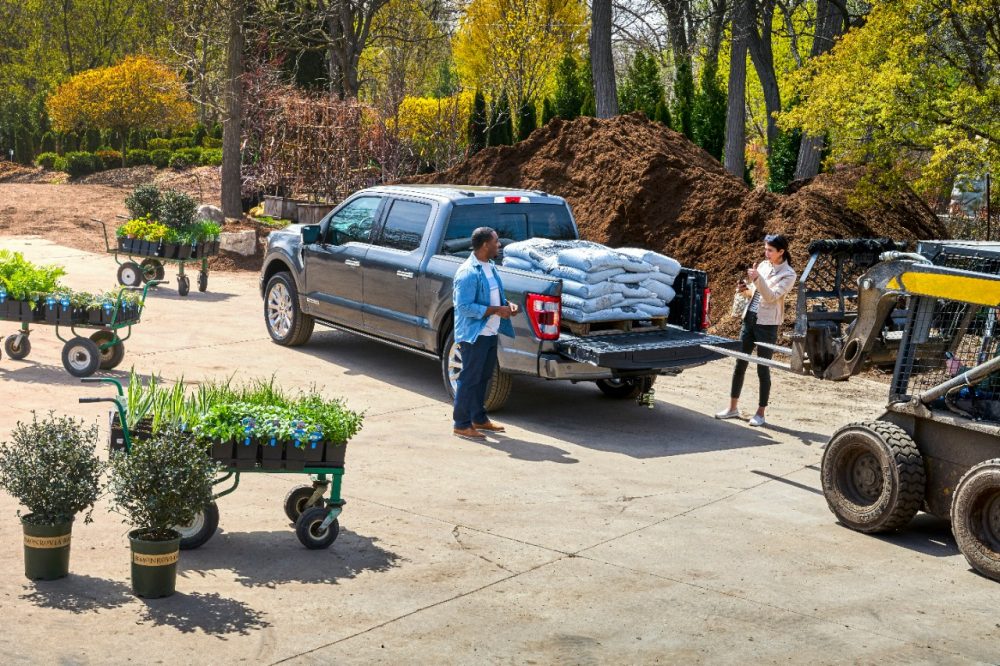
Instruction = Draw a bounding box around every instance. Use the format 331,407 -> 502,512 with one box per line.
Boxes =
890,241 -> 1000,421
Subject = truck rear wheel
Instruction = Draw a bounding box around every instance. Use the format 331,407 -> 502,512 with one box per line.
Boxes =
595,376 -> 656,399
821,420 -> 924,533
265,272 -> 314,346
441,330 -> 511,412
951,458 -> 1000,582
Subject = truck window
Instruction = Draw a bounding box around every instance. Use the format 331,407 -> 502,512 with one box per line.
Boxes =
439,203 -> 576,255
327,196 -> 382,244
373,199 -> 431,252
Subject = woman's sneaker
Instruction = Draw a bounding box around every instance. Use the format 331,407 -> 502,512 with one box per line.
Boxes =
714,408 -> 740,420
748,414 -> 766,427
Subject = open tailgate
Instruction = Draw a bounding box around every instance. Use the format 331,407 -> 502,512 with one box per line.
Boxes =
555,327 -> 741,370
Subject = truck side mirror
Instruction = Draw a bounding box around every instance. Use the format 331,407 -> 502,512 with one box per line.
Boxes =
301,225 -> 321,245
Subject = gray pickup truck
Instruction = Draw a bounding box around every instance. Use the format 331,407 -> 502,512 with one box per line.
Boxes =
260,184 -> 738,410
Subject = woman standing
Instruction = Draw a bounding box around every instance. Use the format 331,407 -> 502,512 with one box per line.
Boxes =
715,234 -> 797,427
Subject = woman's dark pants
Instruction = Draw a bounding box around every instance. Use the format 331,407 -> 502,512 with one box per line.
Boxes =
730,311 -> 779,408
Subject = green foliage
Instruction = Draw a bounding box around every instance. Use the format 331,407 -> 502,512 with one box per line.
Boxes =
148,138 -> 171,151
580,92 -> 596,117
467,90 -> 488,155
767,129 -> 802,192
108,428 -> 219,539
487,94 -> 513,146
692,58 -> 726,160
160,189 -> 197,228
541,97 -> 556,125
192,123 -> 207,147
61,132 -> 79,153
0,413 -> 105,525
168,136 -> 192,150
672,56 -> 695,139
95,149 -> 122,170
126,184 -> 162,220
168,153 -> 190,169
654,100 -> 672,127
174,147 -> 202,164
84,129 -> 101,153
150,149 -> 171,168
554,50 -> 584,120
618,51 -> 666,120
517,100 -> 537,141
201,137 -> 222,149
35,152 -> 59,169
63,151 -> 100,177
433,59 -> 460,98
40,132 -> 56,153
200,149 -> 222,166
126,149 -> 151,166
0,250 -> 66,300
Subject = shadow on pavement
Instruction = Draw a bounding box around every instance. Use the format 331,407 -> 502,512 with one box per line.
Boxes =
0,362 -> 155,389
20,574 -> 134,612
180,527 -> 401,587
477,433 -> 578,463
138,591 -> 270,636
872,513 -> 959,558
142,286 -> 237,303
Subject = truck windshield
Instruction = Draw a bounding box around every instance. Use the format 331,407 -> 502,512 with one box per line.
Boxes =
439,203 -> 576,255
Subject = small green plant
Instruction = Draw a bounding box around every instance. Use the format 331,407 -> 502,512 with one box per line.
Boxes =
0,250 -> 66,300
95,149 -> 123,170
63,151 -> 100,177
160,189 -> 197,228
200,148 -> 223,166
168,153 -> 190,170
125,149 -> 151,166
108,428 -> 219,541
150,149 -> 171,168
35,152 -> 59,169
125,184 -> 162,220
0,413 -> 105,525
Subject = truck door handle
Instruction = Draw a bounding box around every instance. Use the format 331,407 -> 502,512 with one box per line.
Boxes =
345,259 -> 361,267
396,270 -> 414,279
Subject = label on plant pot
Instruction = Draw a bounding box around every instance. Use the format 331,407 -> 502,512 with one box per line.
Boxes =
24,534 -> 72,549
132,551 -> 179,566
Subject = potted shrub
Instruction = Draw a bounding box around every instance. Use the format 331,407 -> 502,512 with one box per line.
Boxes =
107,428 -> 219,598
0,413 -> 105,580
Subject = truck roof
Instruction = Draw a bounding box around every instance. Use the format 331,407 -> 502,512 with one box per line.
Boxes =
362,183 -> 567,206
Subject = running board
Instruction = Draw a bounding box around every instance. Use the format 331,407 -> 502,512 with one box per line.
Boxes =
699,344 -> 797,373
754,341 -> 793,355
316,319 -> 440,361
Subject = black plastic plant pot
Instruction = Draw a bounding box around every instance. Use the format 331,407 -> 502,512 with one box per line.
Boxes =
118,237 -> 131,252
162,242 -> 178,259
110,413 -> 153,452
177,244 -> 192,260
323,442 -> 346,467
284,442 -> 306,471
129,529 -> 181,598
260,440 -> 283,469
303,439 -> 325,464
22,517 -> 73,580
210,439 -> 235,467
234,439 -> 258,470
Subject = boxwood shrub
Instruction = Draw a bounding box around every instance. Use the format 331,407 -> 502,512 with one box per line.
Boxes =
150,149 -> 171,168
35,152 -> 59,170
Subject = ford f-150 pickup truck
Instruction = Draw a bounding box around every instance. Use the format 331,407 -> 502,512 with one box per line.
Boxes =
260,184 -> 738,410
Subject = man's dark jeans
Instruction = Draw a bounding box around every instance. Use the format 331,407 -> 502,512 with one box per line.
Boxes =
453,334 -> 498,429
730,311 -> 779,407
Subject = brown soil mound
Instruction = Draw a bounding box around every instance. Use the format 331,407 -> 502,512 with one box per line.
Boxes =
407,113 -> 945,334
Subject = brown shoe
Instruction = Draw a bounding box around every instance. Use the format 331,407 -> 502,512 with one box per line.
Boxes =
473,421 -> 505,433
453,426 -> 486,440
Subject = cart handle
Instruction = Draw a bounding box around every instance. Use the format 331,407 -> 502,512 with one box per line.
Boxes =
78,397 -> 113,404
80,376 -> 124,397
92,218 -> 113,253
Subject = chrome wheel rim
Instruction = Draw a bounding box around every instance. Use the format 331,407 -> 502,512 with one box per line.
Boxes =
121,267 -> 138,286
174,511 -> 205,539
267,283 -> 293,338
67,344 -> 93,372
447,340 -> 462,394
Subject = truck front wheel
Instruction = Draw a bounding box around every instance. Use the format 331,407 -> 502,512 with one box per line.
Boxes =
265,272 -> 314,346
595,376 -> 656,399
441,330 -> 512,412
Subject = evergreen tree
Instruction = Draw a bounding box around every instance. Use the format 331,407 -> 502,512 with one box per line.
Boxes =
580,92 -> 596,117
618,51 -> 666,120
692,59 -> 727,160
488,93 -> 513,146
467,90 -> 488,155
767,128 -> 802,192
654,100 -> 672,127
541,98 -> 556,125
433,59 -> 460,98
672,56 -> 695,139
517,100 -> 537,141
554,51 -> 584,120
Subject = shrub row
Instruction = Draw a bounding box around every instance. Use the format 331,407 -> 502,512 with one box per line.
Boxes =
35,148 -> 222,175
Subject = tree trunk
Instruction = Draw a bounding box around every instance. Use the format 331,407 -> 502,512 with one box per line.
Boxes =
794,0 -> 844,180
705,0 -> 728,71
724,0 -> 749,177
589,0 -> 618,118
661,0 -> 689,56
222,0 -> 245,217
746,0 -> 781,152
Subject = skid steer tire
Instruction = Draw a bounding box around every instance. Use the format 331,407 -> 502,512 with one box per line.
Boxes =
951,459 -> 1000,582
821,420 -> 925,534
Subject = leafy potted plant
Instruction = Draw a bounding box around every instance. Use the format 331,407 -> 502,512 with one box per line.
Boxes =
107,428 -> 219,598
0,413 -> 105,580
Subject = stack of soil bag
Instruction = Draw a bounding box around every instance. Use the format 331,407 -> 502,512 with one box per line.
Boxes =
502,240 -> 681,323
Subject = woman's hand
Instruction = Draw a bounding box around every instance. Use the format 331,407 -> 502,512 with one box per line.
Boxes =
747,267 -> 760,282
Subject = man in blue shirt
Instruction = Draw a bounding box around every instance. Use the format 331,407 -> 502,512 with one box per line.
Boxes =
452,227 -> 519,439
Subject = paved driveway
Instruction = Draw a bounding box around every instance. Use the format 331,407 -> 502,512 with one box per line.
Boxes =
0,237 -> 997,664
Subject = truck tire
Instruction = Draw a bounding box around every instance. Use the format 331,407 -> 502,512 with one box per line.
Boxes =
821,420 -> 924,533
951,458 -> 1000,582
265,272 -> 314,346
441,330 -> 512,412
595,376 -> 656,399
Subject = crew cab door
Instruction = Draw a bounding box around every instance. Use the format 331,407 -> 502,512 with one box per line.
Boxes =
302,195 -> 383,327
362,197 -> 434,344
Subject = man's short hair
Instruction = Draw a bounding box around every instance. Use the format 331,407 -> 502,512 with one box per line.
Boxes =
471,227 -> 496,251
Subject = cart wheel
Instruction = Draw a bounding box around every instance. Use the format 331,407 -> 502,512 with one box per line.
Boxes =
117,261 -> 143,288
4,333 -> 30,360
176,501 -> 220,550
140,259 -> 164,283
284,484 -> 323,522
951,458 -> 1000,582
177,275 -> 191,297
90,331 -> 125,370
820,420 -> 925,533
61,337 -> 101,377
295,507 -> 339,549
198,271 -> 208,292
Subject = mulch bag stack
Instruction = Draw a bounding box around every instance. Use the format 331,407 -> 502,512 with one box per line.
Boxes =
502,239 -> 682,323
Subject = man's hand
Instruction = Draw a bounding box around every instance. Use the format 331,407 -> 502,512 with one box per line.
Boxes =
487,304 -> 518,319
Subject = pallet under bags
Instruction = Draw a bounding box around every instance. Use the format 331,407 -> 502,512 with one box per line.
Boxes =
502,239 -> 681,323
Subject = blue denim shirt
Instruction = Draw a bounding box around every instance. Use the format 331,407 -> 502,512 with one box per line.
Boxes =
453,254 -> 516,344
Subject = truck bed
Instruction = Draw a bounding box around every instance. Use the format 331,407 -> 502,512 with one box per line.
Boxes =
555,326 -> 741,370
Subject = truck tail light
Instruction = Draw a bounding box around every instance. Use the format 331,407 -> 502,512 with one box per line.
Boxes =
494,195 -> 531,204
701,287 -> 712,330
526,293 -> 560,340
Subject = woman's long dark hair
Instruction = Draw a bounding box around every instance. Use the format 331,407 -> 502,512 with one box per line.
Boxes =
765,233 -> 792,267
